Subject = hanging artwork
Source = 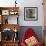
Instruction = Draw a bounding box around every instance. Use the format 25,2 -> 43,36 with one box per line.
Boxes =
24,7 -> 38,21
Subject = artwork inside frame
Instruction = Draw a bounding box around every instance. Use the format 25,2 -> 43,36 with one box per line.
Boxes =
24,7 -> 38,21
2,10 -> 9,15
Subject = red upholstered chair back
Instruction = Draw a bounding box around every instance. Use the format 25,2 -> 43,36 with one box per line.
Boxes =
21,28 -> 41,46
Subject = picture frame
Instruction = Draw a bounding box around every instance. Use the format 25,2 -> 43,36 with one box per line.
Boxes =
24,7 -> 38,21
2,10 -> 9,15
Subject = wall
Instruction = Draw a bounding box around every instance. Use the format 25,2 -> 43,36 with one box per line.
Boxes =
0,0 -> 44,26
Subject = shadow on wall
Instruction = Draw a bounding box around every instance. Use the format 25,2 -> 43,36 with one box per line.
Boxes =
18,26 -> 43,44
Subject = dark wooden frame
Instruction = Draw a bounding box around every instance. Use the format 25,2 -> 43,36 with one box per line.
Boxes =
24,7 -> 38,21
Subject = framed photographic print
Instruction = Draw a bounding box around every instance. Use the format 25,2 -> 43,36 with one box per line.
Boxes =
2,10 -> 9,15
24,7 -> 38,21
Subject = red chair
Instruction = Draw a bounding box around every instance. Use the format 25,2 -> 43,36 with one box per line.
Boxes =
21,28 -> 41,46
